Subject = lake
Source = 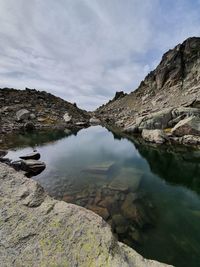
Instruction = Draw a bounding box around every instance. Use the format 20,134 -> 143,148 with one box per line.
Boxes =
5,126 -> 200,267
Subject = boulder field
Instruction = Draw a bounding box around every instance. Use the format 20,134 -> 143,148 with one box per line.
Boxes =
0,163 -> 172,267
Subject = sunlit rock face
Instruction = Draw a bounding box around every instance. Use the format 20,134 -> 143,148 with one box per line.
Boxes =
0,163 -> 171,267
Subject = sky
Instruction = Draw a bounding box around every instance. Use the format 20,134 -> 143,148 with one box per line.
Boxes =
0,0 -> 200,110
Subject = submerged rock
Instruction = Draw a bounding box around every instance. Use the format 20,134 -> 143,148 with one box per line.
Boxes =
108,168 -> 143,192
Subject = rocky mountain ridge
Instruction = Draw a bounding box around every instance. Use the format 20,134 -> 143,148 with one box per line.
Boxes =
96,37 -> 200,146
0,87 -> 90,134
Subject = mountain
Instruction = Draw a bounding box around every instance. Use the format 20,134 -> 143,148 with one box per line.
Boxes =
0,88 -> 90,134
96,37 -> 200,146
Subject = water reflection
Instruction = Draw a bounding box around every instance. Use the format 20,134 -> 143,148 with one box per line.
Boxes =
4,126 -> 200,267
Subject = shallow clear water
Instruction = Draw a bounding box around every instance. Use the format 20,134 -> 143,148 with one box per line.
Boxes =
5,126 -> 200,267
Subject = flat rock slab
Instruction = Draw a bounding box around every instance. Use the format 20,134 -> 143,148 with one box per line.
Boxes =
20,152 -> 41,160
108,167 -> 143,192
0,163 -> 172,267
82,162 -> 114,175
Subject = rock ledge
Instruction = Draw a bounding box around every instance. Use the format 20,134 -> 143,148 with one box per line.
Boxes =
0,163 -> 172,267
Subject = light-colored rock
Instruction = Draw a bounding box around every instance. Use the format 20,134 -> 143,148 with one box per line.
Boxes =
181,135 -> 200,145
63,112 -> 72,122
108,168 -> 143,192
16,109 -> 30,121
139,108 -> 173,130
142,129 -> 167,144
0,163 -> 172,267
89,117 -> 101,125
172,116 -> 200,137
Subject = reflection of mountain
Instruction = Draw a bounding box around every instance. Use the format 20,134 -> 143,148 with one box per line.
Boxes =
107,126 -> 200,194
1,129 -> 80,150
134,142 -> 200,194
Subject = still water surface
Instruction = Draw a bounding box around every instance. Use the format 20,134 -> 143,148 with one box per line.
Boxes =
6,126 -> 200,267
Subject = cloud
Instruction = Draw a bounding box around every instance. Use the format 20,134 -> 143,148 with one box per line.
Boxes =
0,0 -> 200,110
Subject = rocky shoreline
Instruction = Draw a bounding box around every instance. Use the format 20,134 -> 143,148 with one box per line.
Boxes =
0,162 -> 172,267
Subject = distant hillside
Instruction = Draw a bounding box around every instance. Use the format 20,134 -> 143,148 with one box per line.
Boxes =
0,88 -> 90,134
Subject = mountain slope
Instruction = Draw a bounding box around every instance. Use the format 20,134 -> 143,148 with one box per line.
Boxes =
97,37 -> 200,122
96,37 -> 200,146
0,88 -> 90,134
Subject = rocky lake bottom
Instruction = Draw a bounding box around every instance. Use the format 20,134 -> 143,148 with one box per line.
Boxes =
4,126 -> 200,267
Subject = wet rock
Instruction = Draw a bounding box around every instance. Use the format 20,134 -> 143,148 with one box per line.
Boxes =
62,194 -> 75,203
172,116 -> 200,137
142,129 -> 167,144
20,152 -> 41,160
129,226 -> 142,244
112,214 -> 127,227
21,159 -> 46,176
82,162 -> 114,175
87,205 -> 110,220
98,196 -> 116,208
16,109 -> 30,121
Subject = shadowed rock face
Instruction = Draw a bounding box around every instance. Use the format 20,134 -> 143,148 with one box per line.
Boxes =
0,163 -> 171,267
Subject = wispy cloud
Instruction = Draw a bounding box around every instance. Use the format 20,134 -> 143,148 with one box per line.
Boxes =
0,0 -> 200,110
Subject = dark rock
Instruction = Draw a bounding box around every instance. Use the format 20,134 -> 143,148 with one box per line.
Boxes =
20,152 -> 41,160
24,122 -> 35,131
0,150 -> 7,158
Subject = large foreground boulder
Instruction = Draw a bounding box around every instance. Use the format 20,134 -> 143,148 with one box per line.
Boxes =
172,116 -> 200,137
0,163 -> 171,267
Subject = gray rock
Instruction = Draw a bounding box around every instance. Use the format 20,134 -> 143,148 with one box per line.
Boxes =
16,109 -> 30,121
142,129 -> 167,144
172,116 -> 200,137
89,117 -> 101,125
63,112 -> 72,122
181,135 -> 200,145
24,121 -> 35,131
0,163 -> 172,267
21,159 -> 46,175
20,152 -> 41,160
